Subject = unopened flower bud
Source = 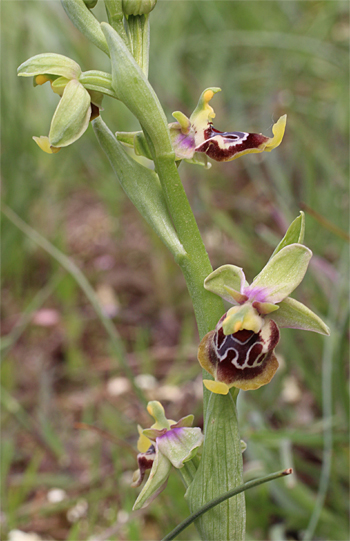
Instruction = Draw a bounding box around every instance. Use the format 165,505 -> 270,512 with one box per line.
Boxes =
122,0 -> 157,16
83,0 -> 98,8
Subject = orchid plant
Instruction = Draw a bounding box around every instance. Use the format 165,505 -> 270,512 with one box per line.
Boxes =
17,1 -> 329,539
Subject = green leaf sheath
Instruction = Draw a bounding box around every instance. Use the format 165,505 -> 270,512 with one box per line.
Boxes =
186,392 -> 246,541
93,116 -> 186,260
61,0 -> 109,55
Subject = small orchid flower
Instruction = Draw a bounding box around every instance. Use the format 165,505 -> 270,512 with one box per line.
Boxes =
131,401 -> 203,510
17,53 -> 103,154
169,87 -> 287,163
198,213 -> 330,395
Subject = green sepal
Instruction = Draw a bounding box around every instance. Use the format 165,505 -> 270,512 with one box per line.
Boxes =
116,130 -> 138,146
251,244 -> 312,304
93,117 -> 186,259
157,427 -> 204,469
49,79 -> 91,147
268,296 -> 330,335
171,414 -> 194,428
134,132 -> 153,159
51,76 -> 70,93
79,70 -> 118,99
61,0 -> 109,56
101,22 -> 174,159
186,393 -> 246,540
142,428 -> 167,441
184,153 -> 211,169
270,211 -> 305,259
132,448 -> 171,510
204,265 -> 247,304
17,53 -> 81,79
116,129 -> 153,159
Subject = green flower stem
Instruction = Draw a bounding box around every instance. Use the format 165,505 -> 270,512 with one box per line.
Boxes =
101,20 -> 245,540
162,468 -> 293,541
104,0 -> 131,49
127,14 -> 150,77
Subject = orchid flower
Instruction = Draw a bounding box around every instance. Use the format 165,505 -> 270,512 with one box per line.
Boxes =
198,213 -> 329,395
17,53 -> 103,153
132,401 -> 203,510
169,87 -> 286,164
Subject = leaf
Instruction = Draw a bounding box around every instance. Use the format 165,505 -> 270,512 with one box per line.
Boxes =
186,392 -> 246,540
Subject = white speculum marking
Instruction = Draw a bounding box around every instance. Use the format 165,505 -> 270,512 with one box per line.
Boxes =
215,333 -> 267,370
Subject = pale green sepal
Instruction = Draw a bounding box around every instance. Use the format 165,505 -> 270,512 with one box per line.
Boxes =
93,117 -> 186,259
101,23 -> 174,159
186,393 -> 246,540
17,53 -> 81,79
204,265 -> 247,304
61,0 -> 109,56
171,414 -> 194,428
142,428 -> 167,441
134,132 -> 153,160
132,448 -> 171,510
115,131 -> 139,146
270,212 -> 305,259
157,427 -> 204,469
251,244 -> 312,304
268,297 -> 330,335
51,76 -> 70,93
184,153 -> 212,169
49,79 -> 91,147
79,71 -> 118,99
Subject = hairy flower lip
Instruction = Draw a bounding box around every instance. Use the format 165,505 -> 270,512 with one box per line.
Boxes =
199,316 -> 280,392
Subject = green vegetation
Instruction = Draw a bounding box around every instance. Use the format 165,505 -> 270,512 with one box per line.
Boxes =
1,1 -> 348,540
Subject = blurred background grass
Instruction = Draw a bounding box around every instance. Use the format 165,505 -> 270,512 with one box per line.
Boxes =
1,1 -> 349,540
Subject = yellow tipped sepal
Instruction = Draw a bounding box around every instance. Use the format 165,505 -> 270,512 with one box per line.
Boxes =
264,115 -> 287,151
203,380 -> 230,395
32,136 -> 60,154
